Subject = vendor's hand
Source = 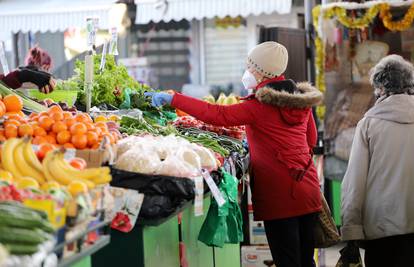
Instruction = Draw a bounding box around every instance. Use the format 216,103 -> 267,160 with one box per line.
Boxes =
144,92 -> 173,107
17,66 -> 55,94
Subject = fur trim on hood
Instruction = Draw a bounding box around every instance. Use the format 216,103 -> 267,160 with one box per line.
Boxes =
255,79 -> 323,109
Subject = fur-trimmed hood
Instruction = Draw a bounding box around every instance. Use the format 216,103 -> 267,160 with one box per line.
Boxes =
255,79 -> 323,109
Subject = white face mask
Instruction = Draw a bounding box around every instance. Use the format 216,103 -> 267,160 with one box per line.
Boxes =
241,70 -> 258,90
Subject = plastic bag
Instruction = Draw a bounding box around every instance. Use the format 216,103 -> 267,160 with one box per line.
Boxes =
198,169 -> 243,247
157,154 -> 198,178
336,242 -> 363,267
119,88 -> 132,109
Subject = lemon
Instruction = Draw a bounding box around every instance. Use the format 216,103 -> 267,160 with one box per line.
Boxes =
17,177 -> 39,189
67,181 -> 88,196
0,170 -> 13,183
41,181 -> 60,192
108,115 -> 120,122
94,115 -> 107,123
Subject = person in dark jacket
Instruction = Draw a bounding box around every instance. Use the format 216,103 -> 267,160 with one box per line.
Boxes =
146,41 -> 323,267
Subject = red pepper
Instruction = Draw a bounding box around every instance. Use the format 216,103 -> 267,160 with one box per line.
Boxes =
111,212 -> 133,232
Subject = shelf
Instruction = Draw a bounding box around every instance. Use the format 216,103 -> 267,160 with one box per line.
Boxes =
58,235 -> 110,267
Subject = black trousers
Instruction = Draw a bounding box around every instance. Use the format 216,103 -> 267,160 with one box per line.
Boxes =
264,213 -> 317,267
364,234 -> 414,267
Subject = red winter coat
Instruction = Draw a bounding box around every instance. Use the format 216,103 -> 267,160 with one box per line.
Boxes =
171,78 -> 323,220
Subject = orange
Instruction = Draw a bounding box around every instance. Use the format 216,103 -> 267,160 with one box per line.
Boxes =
63,143 -> 75,149
3,95 -> 23,112
56,130 -> 71,145
29,116 -> 39,123
0,128 -> 4,136
91,143 -> 100,149
29,112 -> 38,119
5,111 -> 25,118
84,122 -> 95,131
93,127 -> 102,137
63,111 -> 73,120
64,118 -> 76,129
39,111 -> 48,117
0,135 -> 6,142
86,131 -> 98,147
0,101 -> 6,117
38,116 -> 54,131
37,143 -> 55,160
71,134 -> 87,149
4,124 -> 18,138
50,112 -> 64,122
70,123 -> 87,135
4,119 -> 21,127
52,121 -> 67,133
33,126 -> 47,137
69,158 -> 87,170
75,113 -> 92,123
18,124 -> 34,137
45,134 -> 57,144
32,136 -> 47,145
47,105 -> 63,114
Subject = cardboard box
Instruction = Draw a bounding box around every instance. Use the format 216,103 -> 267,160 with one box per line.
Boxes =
241,246 -> 274,267
63,137 -> 117,168
242,246 -> 320,267
249,212 -> 268,245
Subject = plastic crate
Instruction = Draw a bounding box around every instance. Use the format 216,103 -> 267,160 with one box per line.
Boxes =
27,89 -> 78,106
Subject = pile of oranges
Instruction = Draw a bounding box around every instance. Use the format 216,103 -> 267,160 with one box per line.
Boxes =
0,99 -> 119,150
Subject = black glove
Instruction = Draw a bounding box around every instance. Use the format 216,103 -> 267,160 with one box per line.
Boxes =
17,67 -> 54,93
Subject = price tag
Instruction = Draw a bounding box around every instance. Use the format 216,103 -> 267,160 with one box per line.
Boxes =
63,148 -> 76,161
202,170 -> 225,207
86,17 -> 99,51
99,40 -> 108,72
194,176 -> 204,216
109,27 -> 119,56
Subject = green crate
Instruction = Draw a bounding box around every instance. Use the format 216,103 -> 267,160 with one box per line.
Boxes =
27,89 -> 78,106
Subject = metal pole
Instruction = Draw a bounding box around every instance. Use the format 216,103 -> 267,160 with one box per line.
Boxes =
304,0 -> 316,83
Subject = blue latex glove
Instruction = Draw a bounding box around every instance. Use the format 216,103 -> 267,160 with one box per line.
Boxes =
144,92 -> 173,107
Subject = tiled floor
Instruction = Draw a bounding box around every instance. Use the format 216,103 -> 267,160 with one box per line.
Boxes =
321,243 -> 365,267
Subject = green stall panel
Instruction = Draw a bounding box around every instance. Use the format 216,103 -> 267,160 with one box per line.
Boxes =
330,180 -> 342,226
142,219 -> 180,267
214,244 -> 241,267
181,197 -> 214,267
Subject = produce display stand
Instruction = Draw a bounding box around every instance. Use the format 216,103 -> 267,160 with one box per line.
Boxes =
92,197 -> 240,267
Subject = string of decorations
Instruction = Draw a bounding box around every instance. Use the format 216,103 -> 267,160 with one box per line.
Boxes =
312,2 -> 414,119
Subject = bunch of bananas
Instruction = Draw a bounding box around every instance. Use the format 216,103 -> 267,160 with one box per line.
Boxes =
203,93 -> 240,105
1,138 -> 111,188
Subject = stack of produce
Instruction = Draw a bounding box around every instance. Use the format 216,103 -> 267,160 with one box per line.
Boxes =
115,135 -> 218,177
173,116 -> 245,140
203,93 -> 240,105
0,202 -> 54,255
119,115 -> 177,136
177,127 -> 246,157
0,101 -> 120,149
0,137 -> 112,189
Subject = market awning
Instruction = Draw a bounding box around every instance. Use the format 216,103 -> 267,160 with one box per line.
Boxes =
0,0 -> 128,33
134,0 -> 292,24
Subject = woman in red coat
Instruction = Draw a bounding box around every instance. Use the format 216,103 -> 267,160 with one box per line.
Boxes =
147,41 -> 323,267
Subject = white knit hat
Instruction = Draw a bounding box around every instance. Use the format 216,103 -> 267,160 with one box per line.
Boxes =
247,41 -> 288,78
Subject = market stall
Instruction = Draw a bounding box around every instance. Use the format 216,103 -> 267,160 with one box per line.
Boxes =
0,32 -> 249,266
312,0 -> 414,225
